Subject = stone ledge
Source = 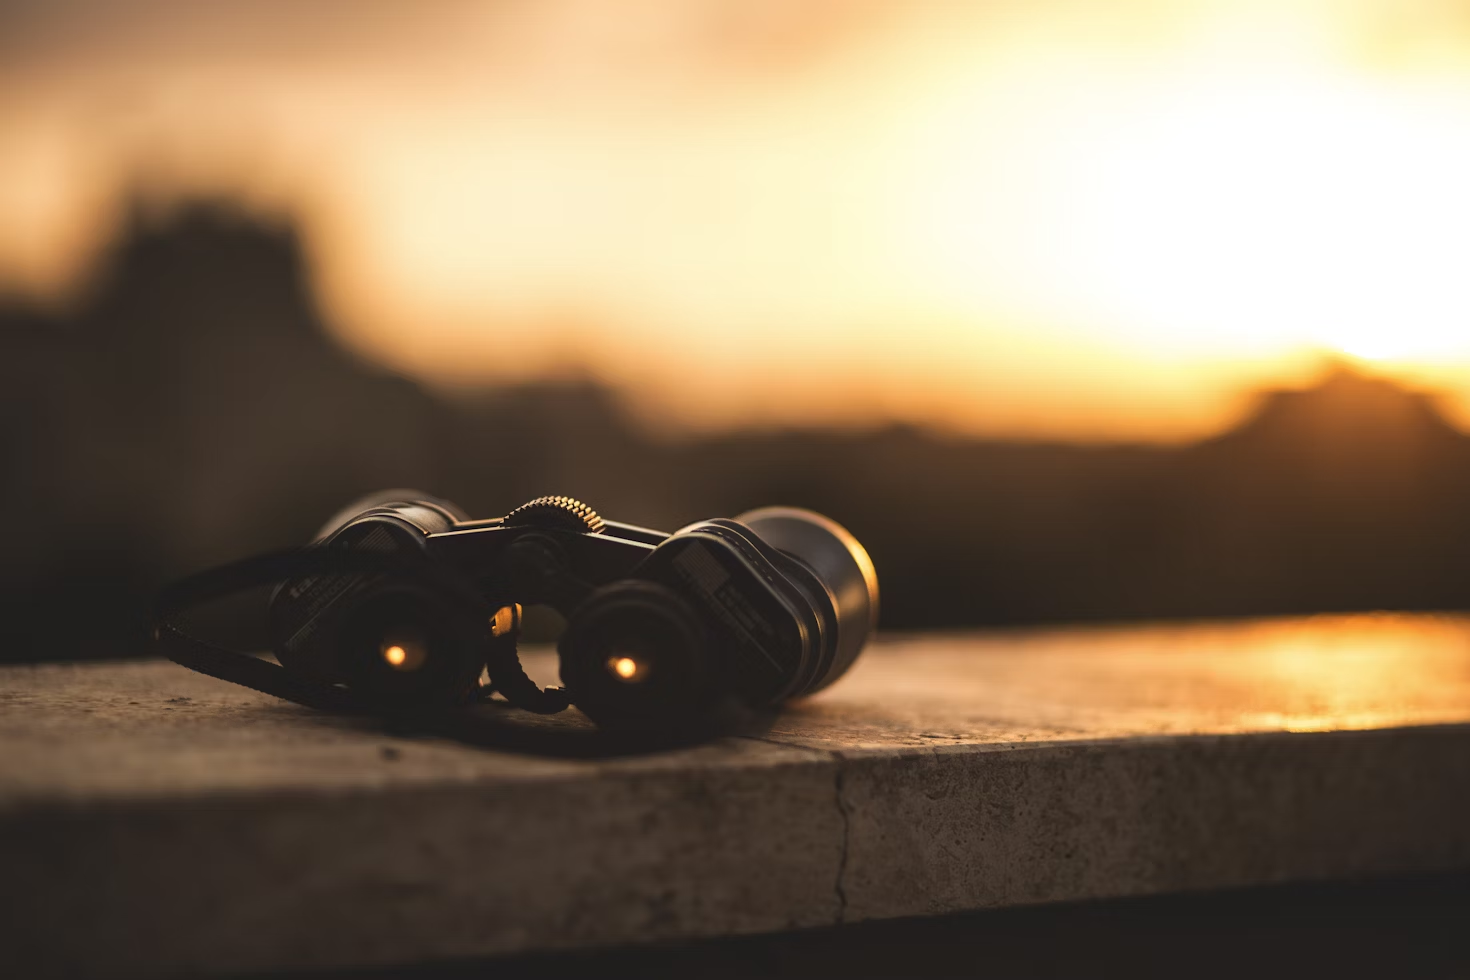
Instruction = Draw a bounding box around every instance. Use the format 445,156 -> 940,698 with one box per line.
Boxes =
4,613 -> 1470,977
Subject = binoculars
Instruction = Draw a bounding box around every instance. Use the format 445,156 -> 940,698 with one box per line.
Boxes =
155,492 -> 878,734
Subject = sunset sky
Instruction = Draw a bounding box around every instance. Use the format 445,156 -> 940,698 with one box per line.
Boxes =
4,0 -> 1470,440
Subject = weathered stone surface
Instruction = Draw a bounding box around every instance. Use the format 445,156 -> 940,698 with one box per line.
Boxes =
3,613 -> 1470,976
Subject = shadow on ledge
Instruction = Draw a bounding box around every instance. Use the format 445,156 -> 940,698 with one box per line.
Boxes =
264,871 -> 1470,980
386,700 -> 779,760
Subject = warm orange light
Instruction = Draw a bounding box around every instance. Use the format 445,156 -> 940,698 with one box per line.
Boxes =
490,604 -> 520,638
609,656 -> 641,681
9,2 -> 1470,440
380,633 -> 427,672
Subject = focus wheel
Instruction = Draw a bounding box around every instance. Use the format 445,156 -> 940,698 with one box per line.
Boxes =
503,496 -> 605,534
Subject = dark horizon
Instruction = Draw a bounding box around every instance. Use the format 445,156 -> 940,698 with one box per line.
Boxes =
6,201 -> 1470,661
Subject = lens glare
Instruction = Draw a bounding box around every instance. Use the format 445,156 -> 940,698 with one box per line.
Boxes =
607,653 -> 647,681
379,628 -> 429,672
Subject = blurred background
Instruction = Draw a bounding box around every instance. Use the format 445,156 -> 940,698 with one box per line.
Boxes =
6,0 -> 1470,661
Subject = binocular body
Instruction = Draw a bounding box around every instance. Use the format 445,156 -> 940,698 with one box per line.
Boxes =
163,492 -> 878,734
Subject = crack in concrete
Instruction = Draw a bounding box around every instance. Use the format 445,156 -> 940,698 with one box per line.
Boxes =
729,735 -> 852,924
832,751 -> 851,925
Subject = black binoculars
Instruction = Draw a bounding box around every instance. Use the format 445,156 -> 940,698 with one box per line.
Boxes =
154,492 -> 878,734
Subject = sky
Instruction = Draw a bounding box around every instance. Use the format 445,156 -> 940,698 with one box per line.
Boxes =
4,0 -> 1470,441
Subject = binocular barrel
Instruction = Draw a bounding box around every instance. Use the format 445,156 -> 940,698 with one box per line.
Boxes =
160,492 -> 879,735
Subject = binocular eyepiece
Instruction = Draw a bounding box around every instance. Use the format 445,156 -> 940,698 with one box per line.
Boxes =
156,492 -> 878,735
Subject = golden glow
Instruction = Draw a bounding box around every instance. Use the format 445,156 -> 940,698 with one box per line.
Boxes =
5,1 -> 1470,439
608,655 -> 643,682
380,632 -> 427,672
848,612 -> 1470,738
490,604 -> 521,638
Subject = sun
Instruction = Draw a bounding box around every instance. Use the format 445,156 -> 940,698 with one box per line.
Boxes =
899,57 -> 1470,368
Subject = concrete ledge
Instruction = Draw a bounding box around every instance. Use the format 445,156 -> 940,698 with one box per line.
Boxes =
4,614 -> 1470,977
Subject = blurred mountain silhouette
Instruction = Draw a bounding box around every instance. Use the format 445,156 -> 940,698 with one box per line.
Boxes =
5,201 -> 1470,661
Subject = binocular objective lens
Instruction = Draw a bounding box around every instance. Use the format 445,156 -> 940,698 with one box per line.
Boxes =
558,581 -> 711,730
339,586 -> 485,708
735,507 -> 878,696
